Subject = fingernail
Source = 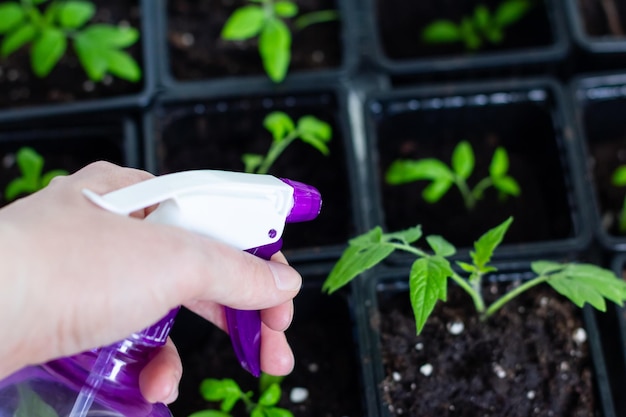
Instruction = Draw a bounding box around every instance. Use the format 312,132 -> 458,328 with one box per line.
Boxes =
269,262 -> 301,291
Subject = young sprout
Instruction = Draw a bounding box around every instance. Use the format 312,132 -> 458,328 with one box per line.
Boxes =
221,0 -> 339,83
242,111 -> 332,174
323,217 -> 626,334
611,164 -> 626,232
422,0 -> 533,51
4,147 -> 67,202
385,140 -> 520,211
0,0 -> 141,82
188,373 -> 294,417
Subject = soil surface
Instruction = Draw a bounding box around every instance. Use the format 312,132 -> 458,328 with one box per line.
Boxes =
378,282 -> 596,417
168,283 -> 364,417
375,0 -> 553,61
166,0 -> 342,81
582,96 -> 626,236
154,92 -> 354,255
578,0 -> 626,37
0,0 -> 144,110
372,90 -> 574,249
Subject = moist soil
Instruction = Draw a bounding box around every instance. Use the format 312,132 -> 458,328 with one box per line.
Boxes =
0,0 -> 144,109
578,0 -> 626,37
372,91 -> 574,249
580,96 -> 626,237
378,282 -> 596,417
168,284 -> 364,417
166,0 -> 342,81
374,0 -> 553,61
153,92 -> 354,255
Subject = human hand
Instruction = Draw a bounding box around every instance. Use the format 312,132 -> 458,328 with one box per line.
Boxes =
0,161 -> 302,404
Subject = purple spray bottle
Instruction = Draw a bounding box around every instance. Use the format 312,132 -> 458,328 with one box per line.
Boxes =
0,170 -> 321,417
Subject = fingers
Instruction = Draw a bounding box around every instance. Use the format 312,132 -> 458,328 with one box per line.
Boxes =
260,325 -> 295,376
139,338 -> 182,404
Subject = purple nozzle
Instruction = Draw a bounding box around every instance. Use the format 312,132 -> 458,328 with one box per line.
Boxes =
280,178 -> 322,223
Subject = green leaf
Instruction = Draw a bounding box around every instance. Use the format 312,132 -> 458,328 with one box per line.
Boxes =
489,147 -> 509,178
274,1 -> 298,18
15,384 -> 59,417
251,408 -> 265,417
73,32 -> 107,80
221,5 -> 265,40
612,165 -> 626,186
426,235 -> 456,257
299,133 -> 329,155
460,17 -> 482,50
422,178 -> 453,203
1,23 -> 36,56
101,48 -> 142,82
31,27 -> 66,77
297,116 -> 332,142
385,225 -> 423,245
531,260 -> 565,276
41,169 -> 67,187
493,175 -> 520,196
422,20 -> 461,43
386,159 -> 454,184
470,217 -> 513,270
5,178 -> 31,201
323,229 -> 395,294
265,408 -> 294,417
259,18 -> 291,82
547,263 -> 626,311
264,111 -> 295,141
16,147 -> 43,183
473,5 -> 491,31
410,256 -> 452,334
259,373 -> 284,394
199,379 -> 242,412
452,140 -> 474,180
80,24 -> 139,48
32,0 -> 48,4
188,411 -> 231,417
242,153 -> 263,173
0,2 -> 25,34
494,0 -> 532,28
57,1 -> 95,29
258,383 -> 281,407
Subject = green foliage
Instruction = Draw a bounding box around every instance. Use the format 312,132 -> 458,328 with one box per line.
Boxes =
15,384 -> 59,417
0,0 -> 141,82
422,0 -> 533,51
4,147 -> 67,202
221,0 -> 339,83
323,217 -> 626,334
611,164 -> 626,233
188,373 -> 294,417
242,111 -> 332,174
385,140 -> 520,211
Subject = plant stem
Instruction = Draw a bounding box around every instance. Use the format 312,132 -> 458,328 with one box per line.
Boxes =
472,177 -> 493,201
391,242 -> 428,258
295,10 -> 339,30
482,275 -> 549,319
256,131 -> 298,174
451,273 -> 486,313
454,176 -> 476,210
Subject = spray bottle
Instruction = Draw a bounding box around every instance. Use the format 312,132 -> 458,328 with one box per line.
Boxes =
0,170 -> 322,417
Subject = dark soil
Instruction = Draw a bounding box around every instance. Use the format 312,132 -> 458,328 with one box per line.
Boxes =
578,0 -> 626,37
581,95 -> 626,236
0,119 -> 133,207
375,0 -> 554,61
168,282 -> 364,417
0,0 -> 144,109
166,0 -> 342,81
153,92 -> 354,255
371,88 -> 574,249
377,282 -> 596,417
